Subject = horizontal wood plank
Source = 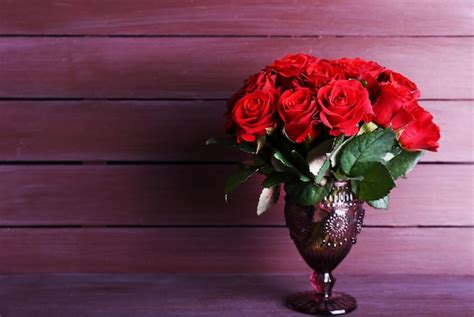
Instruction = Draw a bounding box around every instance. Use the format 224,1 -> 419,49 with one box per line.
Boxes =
0,165 -> 471,226
0,0 -> 471,36
0,100 -> 469,162
0,274 -> 472,317
0,38 -> 471,99
0,227 -> 471,274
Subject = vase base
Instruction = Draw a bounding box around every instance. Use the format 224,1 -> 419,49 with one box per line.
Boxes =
287,291 -> 357,315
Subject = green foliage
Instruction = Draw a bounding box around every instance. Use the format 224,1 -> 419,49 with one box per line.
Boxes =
315,159 -> 331,184
356,162 -> 396,201
387,150 -> 424,179
284,180 -> 331,206
329,135 -> 348,167
290,150 -> 312,178
224,166 -> 258,201
272,150 -> 294,171
210,124 -> 424,212
340,128 -> 396,176
271,151 -> 311,182
368,196 -> 389,209
307,138 -> 333,181
262,172 -> 293,188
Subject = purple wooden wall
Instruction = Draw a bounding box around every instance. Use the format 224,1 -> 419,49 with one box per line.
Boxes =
0,0 -> 472,274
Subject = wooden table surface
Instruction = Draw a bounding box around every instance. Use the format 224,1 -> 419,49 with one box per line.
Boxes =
0,273 -> 472,317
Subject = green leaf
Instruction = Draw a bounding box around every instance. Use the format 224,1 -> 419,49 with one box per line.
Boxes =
329,135 -> 351,168
206,137 -> 257,154
340,128 -> 396,176
368,196 -> 390,209
262,172 -> 293,188
224,167 -> 257,195
357,163 -> 396,201
272,151 -> 312,182
357,122 -> 378,136
387,150 -> 424,179
273,151 -> 293,168
350,179 -> 360,195
284,181 -> 330,206
333,169 -> 348,181
315,158 -> 331,184
307,138 -> 333,177
259,165 -> 275,176
349,161 -> 380,176
290,150 -> 312,177
257,185 -> 280,216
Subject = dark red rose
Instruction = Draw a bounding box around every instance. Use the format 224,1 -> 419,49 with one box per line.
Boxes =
243,69 -> 277,93
302,59 -> 345,88
336,57 -> 385,79
270,53 -> 314,78
230,89 -> 278,143
317,80 -> 373,136
277,87 -> 321,143
227,69 -> 276,110
226,69 -> 277,132
372,83 -> 416,130
379,70 -> 420,99
336,58 -> 384,100
399,106 -> 440,152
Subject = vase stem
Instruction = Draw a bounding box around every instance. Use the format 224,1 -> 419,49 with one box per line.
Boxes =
310,271 -> 335,299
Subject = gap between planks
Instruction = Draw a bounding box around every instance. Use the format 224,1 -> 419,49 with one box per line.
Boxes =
0,34 -> 473,38
0,225 -> 472,229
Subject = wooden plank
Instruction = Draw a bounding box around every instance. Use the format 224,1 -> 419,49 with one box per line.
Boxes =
0,38 -> 471,99
0,0 -> 471,36
0,165 -> 471,226
0,274 -> 471,317
0,100 -> 469,162
0,227 -> 471,274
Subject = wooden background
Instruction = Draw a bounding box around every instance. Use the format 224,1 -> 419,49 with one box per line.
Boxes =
0,0 -> 472,275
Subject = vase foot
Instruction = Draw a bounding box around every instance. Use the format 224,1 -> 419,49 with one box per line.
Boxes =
287,291 -> 357,315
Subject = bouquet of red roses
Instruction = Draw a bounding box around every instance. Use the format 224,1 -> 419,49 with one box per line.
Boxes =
208,53 -> 440,214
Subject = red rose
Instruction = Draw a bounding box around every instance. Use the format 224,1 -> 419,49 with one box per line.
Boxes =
373,83 -> 416,130
317,80 -> 373,136
379,70 -> 420,99
336,58 -> 385,79
227,69 -> 276,109
302,59 -> 345,88
336,58 -> 384,100
277,87 -> 321,143
399,106 -> 440,152
230,89 -> 278,143
226,69 -> 277,132
270,53 -> 313,78
243,69 -> 277,93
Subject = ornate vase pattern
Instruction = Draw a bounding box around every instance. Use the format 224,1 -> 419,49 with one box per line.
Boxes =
284,181 -> 365,315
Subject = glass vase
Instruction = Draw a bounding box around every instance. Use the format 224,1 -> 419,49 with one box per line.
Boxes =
284,181 -> 365,315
